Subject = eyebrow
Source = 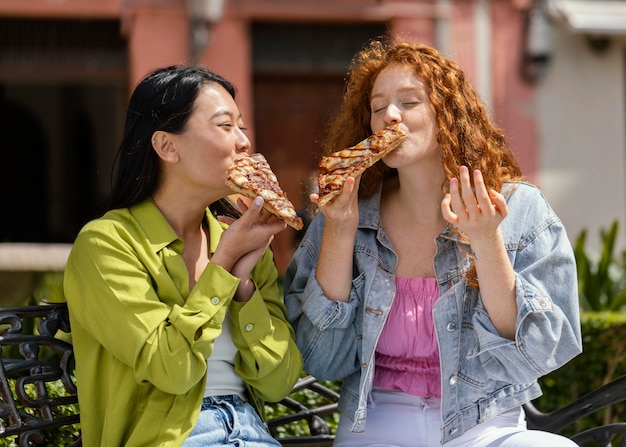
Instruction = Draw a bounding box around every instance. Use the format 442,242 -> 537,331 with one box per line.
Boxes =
211,108 -> 243,121
371,85 -> 427,100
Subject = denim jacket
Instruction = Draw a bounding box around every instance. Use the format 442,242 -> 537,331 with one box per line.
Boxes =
284,182 -> 582,444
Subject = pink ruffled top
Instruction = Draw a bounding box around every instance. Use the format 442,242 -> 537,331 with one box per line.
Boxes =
373,276 -> 441,398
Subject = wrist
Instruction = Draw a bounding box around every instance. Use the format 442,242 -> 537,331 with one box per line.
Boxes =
233,276 -> 254,302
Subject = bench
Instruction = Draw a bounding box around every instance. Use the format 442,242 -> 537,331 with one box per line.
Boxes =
0,303 -> 625,447
0,303 -> 79,447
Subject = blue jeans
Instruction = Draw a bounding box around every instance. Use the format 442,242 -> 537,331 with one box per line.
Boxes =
182,394 -> 281,447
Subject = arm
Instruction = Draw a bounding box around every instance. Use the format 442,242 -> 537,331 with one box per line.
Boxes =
310,176 -> 360,302
442,166 -> 517,339
229,247 -> 303,402
212,196 -> 287,302
284,215 -> 362,381
64,221 -> 234,395
473,220 -> 582,381
443,180 -> 582,381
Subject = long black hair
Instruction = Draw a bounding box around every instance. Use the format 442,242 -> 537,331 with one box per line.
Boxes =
109,65 -> 241,218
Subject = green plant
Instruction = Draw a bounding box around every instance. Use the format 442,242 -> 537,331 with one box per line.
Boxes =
0,378 -> 80,446
574,220 -> 626,312
534,221 -> 626,436
32,272 -> 65,305
536,312 -> 626,436
265,374 -> 340,438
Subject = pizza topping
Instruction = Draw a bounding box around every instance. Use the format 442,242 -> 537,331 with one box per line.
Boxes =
316,124 -> 407,206
225,153 -> 304,230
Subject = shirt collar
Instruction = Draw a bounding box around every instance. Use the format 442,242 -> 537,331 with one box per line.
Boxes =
206,209 -> 227,256
129,198 -> 226,255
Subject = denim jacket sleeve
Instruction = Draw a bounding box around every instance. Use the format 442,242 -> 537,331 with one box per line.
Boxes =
471,183 -> 582,383
284,216 -> 363,381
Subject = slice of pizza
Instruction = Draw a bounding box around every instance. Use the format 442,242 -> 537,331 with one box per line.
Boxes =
317,124 -> 407,206
225,153 -> 304,230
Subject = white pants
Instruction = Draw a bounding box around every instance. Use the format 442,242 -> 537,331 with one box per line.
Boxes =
333,389 -> 578,447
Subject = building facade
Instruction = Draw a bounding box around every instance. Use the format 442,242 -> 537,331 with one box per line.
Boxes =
1,0 -> 624,273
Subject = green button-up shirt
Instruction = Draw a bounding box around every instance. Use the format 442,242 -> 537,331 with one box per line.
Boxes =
64,198 -> 302,446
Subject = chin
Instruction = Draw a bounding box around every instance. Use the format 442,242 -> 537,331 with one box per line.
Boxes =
382,152 -> 402,168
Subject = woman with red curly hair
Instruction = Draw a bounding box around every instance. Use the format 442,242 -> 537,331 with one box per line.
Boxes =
285,38 -> 581,446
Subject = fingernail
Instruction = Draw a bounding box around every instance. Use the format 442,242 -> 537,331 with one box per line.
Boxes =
254,197 -> 263,206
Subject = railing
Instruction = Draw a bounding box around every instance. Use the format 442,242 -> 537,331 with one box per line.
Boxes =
0,302 -> 625,447
0,303 -> 79,447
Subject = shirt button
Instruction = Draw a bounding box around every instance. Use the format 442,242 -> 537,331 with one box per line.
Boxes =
449,375 -> 457,385
211,297 -> 220,305
245,323 -> 254,332
446,322 -> 456,331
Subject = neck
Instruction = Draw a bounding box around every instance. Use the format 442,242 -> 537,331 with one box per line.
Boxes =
385,168 -> 447,226
152,187 -> 209,240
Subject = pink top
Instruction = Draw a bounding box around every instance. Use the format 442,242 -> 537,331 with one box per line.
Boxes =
373,276 -> 441,398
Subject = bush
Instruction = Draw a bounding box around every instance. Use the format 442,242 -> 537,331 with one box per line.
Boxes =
535,312 -> 626,436
533,221 -> 626,436
0,378 -> 80,447
265,374 -> 341,439
574,220 -> 626,312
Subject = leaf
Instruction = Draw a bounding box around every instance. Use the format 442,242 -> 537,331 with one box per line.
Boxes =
574,220 -> 626,312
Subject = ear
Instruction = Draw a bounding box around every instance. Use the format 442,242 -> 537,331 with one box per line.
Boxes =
151,131 -> 179,163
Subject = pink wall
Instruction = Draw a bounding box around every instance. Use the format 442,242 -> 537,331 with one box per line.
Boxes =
390,16 -> 436,47
491,1 -> 538,181
124,6 -> 190,90
202,18 -> 255,146
0,0 -> 538,197
0,0 -> 120,18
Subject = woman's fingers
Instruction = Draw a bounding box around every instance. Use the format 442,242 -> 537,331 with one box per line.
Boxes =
459,166 -> 478,213
489,189 -> 508,217
472,169 -> 496,217
441,192 -> 458,224
442,167 -> 509,233
448,176 -> 467,221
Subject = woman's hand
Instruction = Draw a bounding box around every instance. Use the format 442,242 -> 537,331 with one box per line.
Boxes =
310,176 -> 361,302
310,176 -> 360,231
441,166 -> 508,245
212,196 -> 286,301
442,166 -> 517,339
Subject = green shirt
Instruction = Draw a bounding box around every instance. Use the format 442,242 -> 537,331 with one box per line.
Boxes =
64,199 -> 302,446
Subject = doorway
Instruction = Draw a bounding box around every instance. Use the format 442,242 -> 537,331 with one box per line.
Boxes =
252,22 -> 387,273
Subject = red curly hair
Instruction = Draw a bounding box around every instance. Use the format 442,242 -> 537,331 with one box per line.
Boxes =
321,37 -> 523,197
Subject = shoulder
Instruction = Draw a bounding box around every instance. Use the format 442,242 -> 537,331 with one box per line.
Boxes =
70,205 -> 161,264
75,200 -> 176,248
502,181 -> 548,202
500,182 -> 566,245
502,182 -> 555,216
74,208 -> 137,243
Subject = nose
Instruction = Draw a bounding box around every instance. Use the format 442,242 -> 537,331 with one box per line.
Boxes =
235,128 -> 251,153
384,103 -> 402,125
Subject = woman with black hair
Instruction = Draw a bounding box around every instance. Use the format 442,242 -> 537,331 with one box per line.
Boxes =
64,65 -> 302,446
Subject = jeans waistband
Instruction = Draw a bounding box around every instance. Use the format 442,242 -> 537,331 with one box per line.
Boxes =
202,394 -> 246,406
371,388 -> 441,408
